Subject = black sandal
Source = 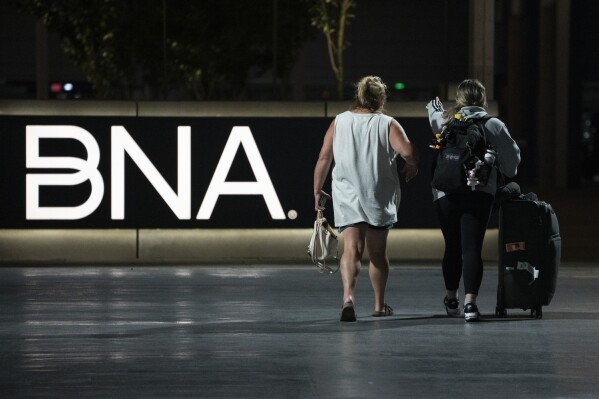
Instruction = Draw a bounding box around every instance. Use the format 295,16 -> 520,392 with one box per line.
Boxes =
340,300 -> 356,322
372,303 -> 393,317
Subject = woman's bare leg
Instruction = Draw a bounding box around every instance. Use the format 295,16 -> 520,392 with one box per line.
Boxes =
366,229 -> 390,312
340,225 -> 367,305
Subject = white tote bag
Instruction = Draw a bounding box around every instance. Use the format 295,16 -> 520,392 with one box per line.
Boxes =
307,209 -> 339,274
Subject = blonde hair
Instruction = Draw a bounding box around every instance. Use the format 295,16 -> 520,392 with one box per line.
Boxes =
352,76 -> 387,112
444,79 -> 488,122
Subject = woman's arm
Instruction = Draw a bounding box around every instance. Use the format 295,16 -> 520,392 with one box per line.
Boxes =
313,120 -> 335,210
487,119 -> 521,178
389,119 -> 419,182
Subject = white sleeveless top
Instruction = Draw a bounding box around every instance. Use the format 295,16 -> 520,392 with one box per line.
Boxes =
331,111 -> 400,227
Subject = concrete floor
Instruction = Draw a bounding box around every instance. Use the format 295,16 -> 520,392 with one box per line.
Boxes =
0,264 -> 598,398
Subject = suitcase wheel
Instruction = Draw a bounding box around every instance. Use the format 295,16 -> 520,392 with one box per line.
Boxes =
495,306 -> 507,318
531,307 -> 543,319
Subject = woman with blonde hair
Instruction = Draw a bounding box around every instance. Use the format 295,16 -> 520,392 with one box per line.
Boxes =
427,79 -> 521,321
313,76 -> 418,322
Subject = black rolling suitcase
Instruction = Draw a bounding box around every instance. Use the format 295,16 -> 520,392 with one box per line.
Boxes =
496,192 -> 561,319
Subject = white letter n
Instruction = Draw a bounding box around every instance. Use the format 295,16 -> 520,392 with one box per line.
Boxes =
111,126 -> 191,220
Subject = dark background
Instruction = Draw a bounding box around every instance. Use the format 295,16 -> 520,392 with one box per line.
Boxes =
0,1 -> 597,262
2,1 -> 599,190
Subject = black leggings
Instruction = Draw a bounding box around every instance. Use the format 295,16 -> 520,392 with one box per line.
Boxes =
435,191 -> 494,295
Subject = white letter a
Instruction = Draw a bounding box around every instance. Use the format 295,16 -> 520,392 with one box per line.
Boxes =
197,126 -> 285,220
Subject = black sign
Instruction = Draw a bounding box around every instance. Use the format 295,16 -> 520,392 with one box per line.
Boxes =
0,116 -> 439,228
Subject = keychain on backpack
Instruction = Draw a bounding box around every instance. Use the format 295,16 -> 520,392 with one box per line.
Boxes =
466,148 -> 497,190
466,160 -> 484,189
430,132 -> 444,150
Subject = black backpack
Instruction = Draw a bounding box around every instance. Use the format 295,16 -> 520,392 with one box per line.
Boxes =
430,115 -> 492,192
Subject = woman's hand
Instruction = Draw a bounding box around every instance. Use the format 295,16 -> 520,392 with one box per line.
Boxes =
426,96 -> 444,113
402,163 -> 419,182
314,190 -> 331,211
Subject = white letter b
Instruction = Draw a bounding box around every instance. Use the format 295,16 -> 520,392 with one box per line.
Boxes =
26,125 -> 104,220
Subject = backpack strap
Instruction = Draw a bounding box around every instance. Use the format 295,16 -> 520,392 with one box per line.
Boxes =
474,115 -> 493,148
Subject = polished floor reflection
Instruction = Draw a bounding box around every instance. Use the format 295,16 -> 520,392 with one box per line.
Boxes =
1,264 -> 598,398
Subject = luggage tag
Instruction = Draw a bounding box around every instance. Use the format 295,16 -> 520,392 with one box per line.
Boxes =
505,242 -> 526,252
